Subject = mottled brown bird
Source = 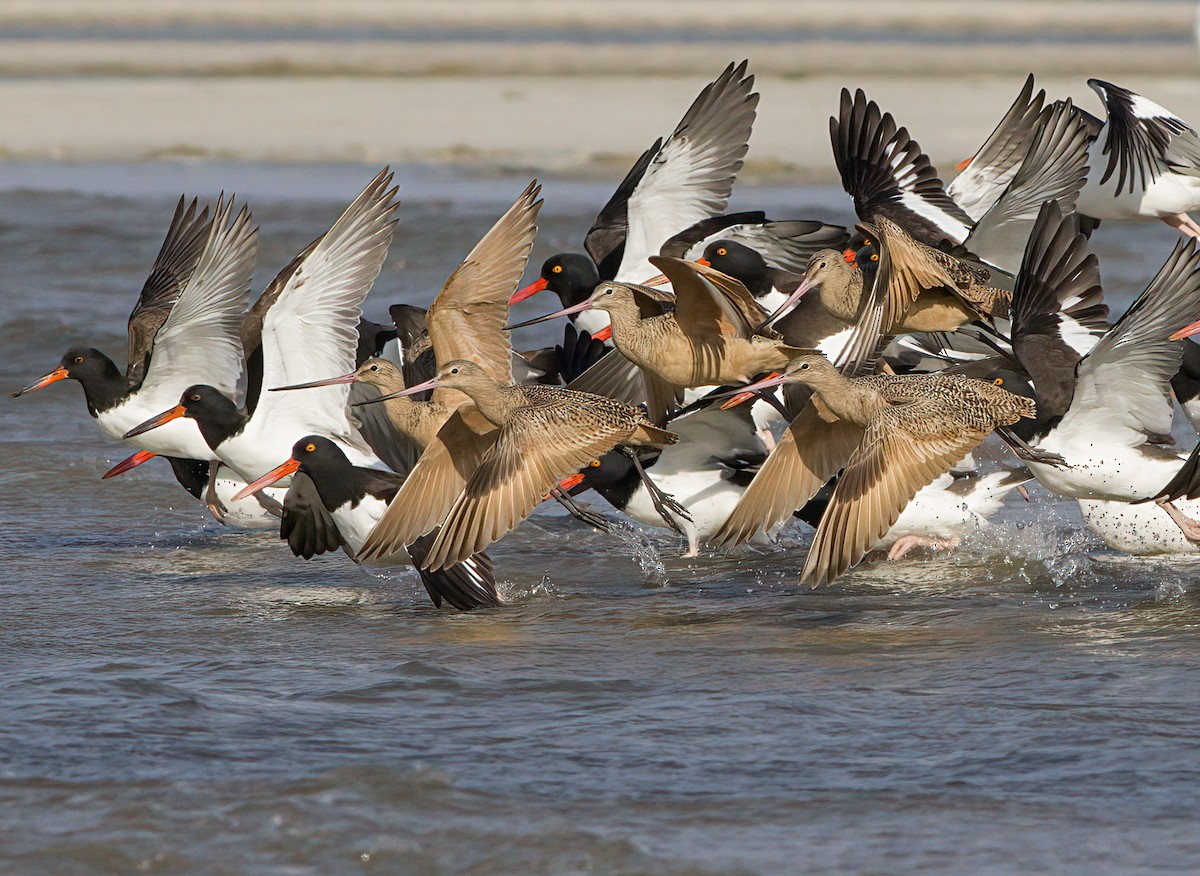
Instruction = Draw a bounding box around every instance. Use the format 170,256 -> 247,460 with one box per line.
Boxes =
511,254 -> 800,423
357,360 -> 677,567
271,180 -> 543,452
713,352 -> 1035,586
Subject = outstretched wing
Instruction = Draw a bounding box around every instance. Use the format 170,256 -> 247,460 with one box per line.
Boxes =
1009,200 -> 1107,423
830,87 -> 973,246
649,255 -> 769,338
136,195 -> 257,409
948,74 -> 1046,221
1090,78 -> 1200,195
1058,236 -> 1200,446
713,397 -> 863,546
616,60 -> 758,283
429,180 -> 542,400
802,406 -> 992,586
423,399 -> 648,569
255,168 -> 398,443
585,138 -> 662,280
126,196 -> 212,387
964,100 -> 1091,274
357,405 -> 500,562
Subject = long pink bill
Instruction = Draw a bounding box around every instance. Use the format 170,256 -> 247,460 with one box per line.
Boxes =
757,276 -> 813,330
232,457 -> 301,501
102,449 -> 157,479
506,298 -> 593,330
269,372 -> 358,392
352,376 -> 439,406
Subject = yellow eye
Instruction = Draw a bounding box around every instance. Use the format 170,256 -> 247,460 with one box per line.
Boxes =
589,459 -> 601,467
863,239 -> 872,247
551,264 -> 563,274
870,253 -> 879,262
189,393 -> 201,401
74,356 -> 84,364
305,442 -> 316,452
993,377 -> 1004,386
716,247 -> 727,257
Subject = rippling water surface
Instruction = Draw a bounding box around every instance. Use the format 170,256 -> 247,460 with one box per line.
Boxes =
2,163 -> 1200,874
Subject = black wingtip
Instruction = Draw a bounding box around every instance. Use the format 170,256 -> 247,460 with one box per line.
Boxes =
409,535 -> 501,611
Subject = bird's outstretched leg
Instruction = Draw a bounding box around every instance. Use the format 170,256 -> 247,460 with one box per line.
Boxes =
1158,499 -> 1200,544
550,486 -> 610,533
887,534 -> 961,560
622,447 -> 692,535
997,427 -> 1067,467
1164,212 -> 1200,239
206,467 -> 228,525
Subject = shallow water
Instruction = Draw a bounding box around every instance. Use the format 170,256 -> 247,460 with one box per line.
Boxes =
3,163 -> 1200,874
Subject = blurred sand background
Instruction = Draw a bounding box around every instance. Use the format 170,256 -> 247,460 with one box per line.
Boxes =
0,0 -> 1197,181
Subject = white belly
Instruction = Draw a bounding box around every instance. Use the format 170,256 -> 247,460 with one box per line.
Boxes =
97,398 -> 216,461
1078,498 -> 1200,555
1028,435 -> 1183,502
620,468 -> 747,543
572,309 -> 612,339
872,471 -> 1020,548
332,496 -> 412,566
211,467 -> 286,530
1078,141 -> 1200,219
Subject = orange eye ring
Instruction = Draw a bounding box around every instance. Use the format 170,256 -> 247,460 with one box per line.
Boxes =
716,247 -> 727,257
993,377 -> 1004,386
589,459 -> 601,467
870,253 -> 879,262
189,393 -> 201,401
551,264 -> 563,274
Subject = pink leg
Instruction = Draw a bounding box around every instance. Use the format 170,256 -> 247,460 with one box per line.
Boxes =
887,534 -> 961,560
1163,213 -> 1200,239
1159,500 -> 1200,544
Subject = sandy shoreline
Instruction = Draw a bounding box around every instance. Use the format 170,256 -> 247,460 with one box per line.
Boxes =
2,72 -> 1199,183
0,1 -> 1195,179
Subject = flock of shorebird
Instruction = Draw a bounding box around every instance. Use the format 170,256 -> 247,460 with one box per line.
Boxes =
17,62 -> 1200,609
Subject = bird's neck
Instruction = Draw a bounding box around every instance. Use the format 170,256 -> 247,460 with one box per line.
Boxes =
459,380 -> 524,428
801,370 -> 884,427
817,269 -> 862,324
78,354 -> 128,416
195,401 -> 248,452
603,300 -> 645,343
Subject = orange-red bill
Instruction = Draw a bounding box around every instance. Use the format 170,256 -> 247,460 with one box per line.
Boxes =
842,247 -> 857,265
123,404 -> 186,439
1170,319 -> 1200,341
233,457 -> 300,501
102,449 -> 157,479
558,472 -> 585,491
12,366 -> 69,397
719,371 -> 785,410
508,276 -> 549,306
695,257 -> 712,267
592,326 -> 612,342
955,154 -> 975,171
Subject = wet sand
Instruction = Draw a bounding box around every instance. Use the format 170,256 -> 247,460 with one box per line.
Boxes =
0,0 -> 1195,179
